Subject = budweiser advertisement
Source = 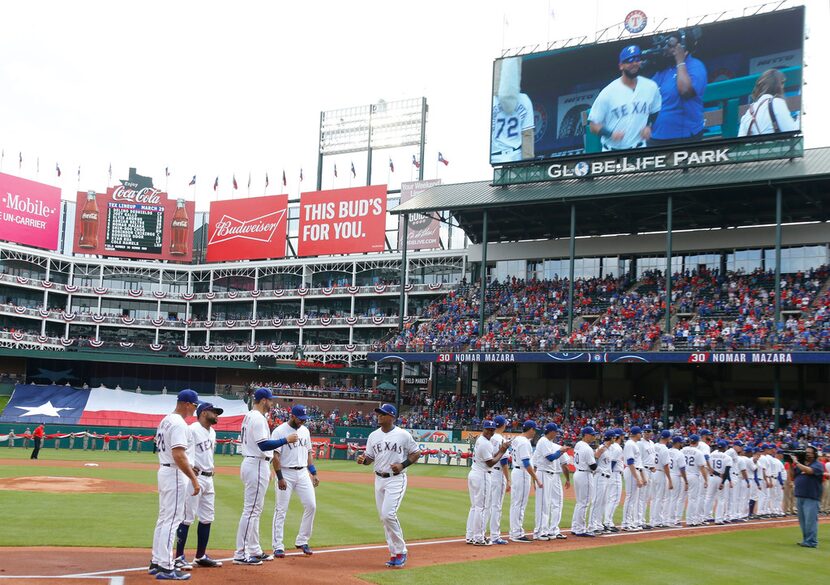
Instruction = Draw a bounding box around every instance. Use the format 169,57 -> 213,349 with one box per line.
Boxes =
399,179 -> 441,250
298,185 -> 387,257
0,172 -> 61,251
73,169 -> 195,262
206,194 -> 288,262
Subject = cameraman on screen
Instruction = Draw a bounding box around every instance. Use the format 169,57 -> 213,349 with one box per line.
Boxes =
789,446 -> 823,548
648,33 -> 707,146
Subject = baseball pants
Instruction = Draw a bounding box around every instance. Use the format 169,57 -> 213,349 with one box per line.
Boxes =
649,472 -> 668,527
622,468 -> 642,529
757,485 -> 769,515
152,466 -> 188,571
712,478 -> 728,523
509,468 -> 531,538
704,477 -> 719,521
467,469 -> 491,543
272,468 -> 316,551
570,470 -> 593,535
772,482 -> 784,515
488,467 -> 507,540
669,475 -> 685,525
183,475 -> 216,525
589,473 -> 612,533
637,470 -> 654,526
737,480 -> 750,519
375,473 -> 409,556
685,475 -> 703,525
604,472 -> 623,528
235,457 -> 270,559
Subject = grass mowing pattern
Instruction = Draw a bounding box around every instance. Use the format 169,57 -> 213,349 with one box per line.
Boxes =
360,525 -> 830,585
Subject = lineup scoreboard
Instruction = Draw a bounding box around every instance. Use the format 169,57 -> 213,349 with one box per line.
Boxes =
105,202 -> 164,254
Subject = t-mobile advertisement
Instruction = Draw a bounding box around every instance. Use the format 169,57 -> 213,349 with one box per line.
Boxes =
0,173 -> 61,251
297,186 -> 387,257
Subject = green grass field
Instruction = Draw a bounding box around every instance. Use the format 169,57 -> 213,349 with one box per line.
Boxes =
360,526 -> 830,585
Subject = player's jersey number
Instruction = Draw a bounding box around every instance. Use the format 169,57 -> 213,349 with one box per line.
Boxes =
156,433 -> 166,452
574,452 -> 579,465
495,117 -> 519,139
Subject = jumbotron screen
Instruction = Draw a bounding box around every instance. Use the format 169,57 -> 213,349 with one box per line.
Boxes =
489,6 -> 804,165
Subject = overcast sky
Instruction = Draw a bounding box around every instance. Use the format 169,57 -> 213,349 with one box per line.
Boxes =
0,0 -> 825,210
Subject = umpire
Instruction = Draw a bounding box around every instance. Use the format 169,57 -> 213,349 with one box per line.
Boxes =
790,446 -> 824,548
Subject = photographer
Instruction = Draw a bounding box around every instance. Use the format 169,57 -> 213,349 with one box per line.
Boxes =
649,33 -> 707,146
789,446 -> 823,548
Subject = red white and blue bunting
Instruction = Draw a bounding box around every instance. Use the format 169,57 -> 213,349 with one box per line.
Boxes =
348,285 -> 359,294
89,339 -> 105,348
178,345 -> 190,354
149,343 -> 164,352
320,314 -> 332,326
152,290 -> 166,299
91,313 -> 106,323
181,292 -> 195,301
151,317 -> 165,327
121,315 -> 136,325
64,284 -> 79,293
41,280 -> 54,289
13,306 -> 26,314
128,289 -> 142,297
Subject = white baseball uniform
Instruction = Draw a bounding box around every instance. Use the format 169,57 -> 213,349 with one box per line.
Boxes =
681,445 -> 707,525
770,457 -> 785,515
152,413 -> 191,571
571,440 -> 596,535
235,409 -> 273,559
271,422 -> 316,552
748,456 -> 761,514
699,441 -> 717,520
509,435 -> 534,538
638,438 -> 656,526
708,451 -> 730,523
622,438 -> 643,529
588,442 -> 614,533
650,442 -> 672,527
722,447 -> 741,520
533,436 -> 568,538
588,76 -> 661,150
488,432 -> 510,540
757,454 -> 772,515
183,421 -> 217,526
365,426 -> 420,557
735,454 -> 750,519
467,434 -> 496,543
668,446 -> 686,526
491,94 -> 534,163
605,441 -> 624,528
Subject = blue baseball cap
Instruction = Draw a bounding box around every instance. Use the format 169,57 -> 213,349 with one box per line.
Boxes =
196,402 -> 223,417
642,424 -> 653,432
581,426 -> 596,436
700,429 -> 712,436
291,404 -> 309,421
254,388 -> 273,402
614,428 -> 624,437
604,430 -> 616,440
672,436 -> 684,444
733,440 -> 744,447
630,426 -> 642,435
544,422 -> 559,434
177,389 -> 199,404
744,446 -> 754,454
619,44 -> 642,64
493,415 -> 507,427
375,403 -> 398,417
522,420 -> 538,431
660,430 -> 672,439
716,439 -> 728,449
689,434 -> 700,443
483,420 -> 497,430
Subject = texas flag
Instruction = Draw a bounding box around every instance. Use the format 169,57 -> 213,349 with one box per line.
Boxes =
0,384 -> 248,431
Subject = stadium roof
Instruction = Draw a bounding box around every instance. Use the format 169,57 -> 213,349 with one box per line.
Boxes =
393,147 -> 830,244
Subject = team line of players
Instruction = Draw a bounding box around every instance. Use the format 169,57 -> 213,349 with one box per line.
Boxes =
466,418 -> 790,544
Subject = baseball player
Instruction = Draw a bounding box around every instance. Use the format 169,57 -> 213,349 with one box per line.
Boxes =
587,430 -> 615,534
697,429 -> 715,521
708,440 -> 731,524
638,425 -> 657,529
771,449 -> 786,516
356,403 -> 421,568
588,45 -> 661,151
234,388 -> 298,566
488,415 -> 511,545
756,443 -> 772,517
748,446 -> 763,517
533,423 -> 569,540
271,405 -> 319,558
467,420 -> 511,545
509,420 -> 542,542
650,430 -> 673,528
668,436 -> 688,527
681,434 -> 709,526
603,429 -> 625,532
491,56 -> 535,163
173,402 -> 224,571
724,440 -> 748,521
148,390 -> 201,581
622,426 -> 645,531
572,426 -> 603,537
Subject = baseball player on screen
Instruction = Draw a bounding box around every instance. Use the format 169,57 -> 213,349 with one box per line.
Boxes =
173,402 -> 224,570
491,56 -> 535,164
588,45 -> 661,151
271,405 -> 319,558
148,390 -> 201,581
467,420 -> 511,545
233,388 -> 298,566
356,403 -> 421,568
508,420 -> 542,542
488,415 -> 511,545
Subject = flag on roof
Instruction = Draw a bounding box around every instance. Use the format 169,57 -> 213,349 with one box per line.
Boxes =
232,174 -> 238,190
412,154 -> 420,169
389,158 -> 394,173
438,152 -> 449,166
56,163 -> 61,177
213,176 -> 219,191
188,175 -> 196,186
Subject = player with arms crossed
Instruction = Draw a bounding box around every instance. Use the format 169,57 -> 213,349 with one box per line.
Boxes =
173,402 -> 224,571
491,56 -> 535,163
271,405 -> 318,558
467,420 -> 511,545
589,45 -> 661,151
357,403 -> 421,568
149,390 -> 201,581
234,389 -> 298,566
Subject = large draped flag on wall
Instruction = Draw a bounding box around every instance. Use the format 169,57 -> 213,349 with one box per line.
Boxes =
0,384 -> 248,431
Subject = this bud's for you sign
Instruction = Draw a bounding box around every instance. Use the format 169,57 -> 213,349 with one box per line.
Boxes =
298,186 -> 387,257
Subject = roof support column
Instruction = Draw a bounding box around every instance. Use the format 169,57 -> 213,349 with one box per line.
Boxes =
567,204 -> 576,336
774,187 -> 783,331
665,195 -> 673,340
398,214 -> 409,331
477,210 -> 488,420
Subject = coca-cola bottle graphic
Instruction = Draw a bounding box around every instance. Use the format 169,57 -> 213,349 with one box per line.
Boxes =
78,190 -> 99,249
170,198 -> 189,256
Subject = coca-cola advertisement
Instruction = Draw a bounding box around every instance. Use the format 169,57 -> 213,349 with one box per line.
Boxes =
297,186 -> 387,257
398,179 -> 441,251
73,168 -> 194,262
0,172 -> 61,251
206,194 -> 288,262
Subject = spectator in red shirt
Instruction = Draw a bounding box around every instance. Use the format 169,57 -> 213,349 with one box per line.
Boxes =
31,424 -> 45,460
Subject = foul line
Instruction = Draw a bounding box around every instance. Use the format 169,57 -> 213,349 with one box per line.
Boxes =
0,577 -> 123,584
63,518 -> 799,579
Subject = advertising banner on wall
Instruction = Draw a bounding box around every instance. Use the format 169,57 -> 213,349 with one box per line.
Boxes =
73,169 -> 194,262
206,194 -> 288,262
0,173 -> 61,251
398,179 -> 441,251
297,185 -> 387,257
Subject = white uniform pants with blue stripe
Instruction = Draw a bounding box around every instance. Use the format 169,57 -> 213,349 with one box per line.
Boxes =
235,457 -> 270,558
467,469 -> 491,542
152,466 -> 188,570
571,470 -> 593,534
509,467 -> 531,538
376,473 -> 409,555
